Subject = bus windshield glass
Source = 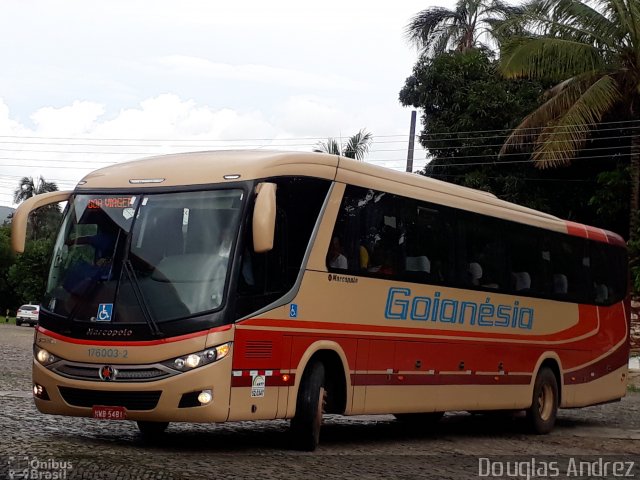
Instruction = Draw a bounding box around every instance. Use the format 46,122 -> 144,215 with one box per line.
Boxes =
44,190 -> 244,324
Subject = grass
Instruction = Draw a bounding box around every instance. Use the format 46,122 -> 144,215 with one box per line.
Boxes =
0,316 -> 16,325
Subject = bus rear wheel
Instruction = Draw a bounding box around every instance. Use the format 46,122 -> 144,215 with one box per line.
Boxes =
290,361 -> 326,451
527,367 -> 558,434
136,421 -> 169,439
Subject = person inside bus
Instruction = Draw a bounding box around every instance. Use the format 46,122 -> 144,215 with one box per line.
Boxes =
328,236 -> 348,269
511,271 -> 532,292
62,214 -> 119,296
467,262 -> 483,286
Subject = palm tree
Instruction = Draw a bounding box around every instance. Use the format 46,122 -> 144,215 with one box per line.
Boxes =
13,176 -> 60,239
314,130 -> 373,161
498,0 -> 640,239
406,0 -> 521,58
13,176 -> 58,204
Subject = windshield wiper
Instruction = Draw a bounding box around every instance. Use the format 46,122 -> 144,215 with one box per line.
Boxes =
123,259 -> 163,337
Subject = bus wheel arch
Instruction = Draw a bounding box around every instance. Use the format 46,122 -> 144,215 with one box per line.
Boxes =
291,343 -> 349,417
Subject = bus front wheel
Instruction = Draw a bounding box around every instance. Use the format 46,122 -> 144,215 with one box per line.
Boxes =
290,361 -> 326,451
527,367 -> 558,434
137,421 -> 169,439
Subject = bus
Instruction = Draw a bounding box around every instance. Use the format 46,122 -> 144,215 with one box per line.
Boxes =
12,151 -> 629,451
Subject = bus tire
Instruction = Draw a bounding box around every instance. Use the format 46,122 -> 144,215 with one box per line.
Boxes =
290,361 -> 326,451
136,421 -> 169,439
527,367 -> 558,434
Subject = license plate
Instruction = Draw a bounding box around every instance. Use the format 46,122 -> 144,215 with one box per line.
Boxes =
92,405 -> 127,420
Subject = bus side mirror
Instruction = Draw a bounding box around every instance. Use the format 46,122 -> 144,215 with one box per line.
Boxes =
11,190 -> 72,253
252,182 -> 277,253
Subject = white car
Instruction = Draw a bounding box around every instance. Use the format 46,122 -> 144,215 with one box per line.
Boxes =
16,304 -> 39,327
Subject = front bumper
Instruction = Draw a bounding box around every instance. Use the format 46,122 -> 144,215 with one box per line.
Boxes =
17,317 -> 38,325
32,356 -> 233,423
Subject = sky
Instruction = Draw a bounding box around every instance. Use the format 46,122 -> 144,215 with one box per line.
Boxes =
0,0 -> 453,208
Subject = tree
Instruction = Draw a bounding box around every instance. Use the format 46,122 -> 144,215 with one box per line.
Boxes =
406,0 -> 521,58
0,225 -> 17,312
7,238 -> 53,306
398,48 -> 628,232
13,176 -> 61,240
498,0 -> 640,240
314,130 -> 373,161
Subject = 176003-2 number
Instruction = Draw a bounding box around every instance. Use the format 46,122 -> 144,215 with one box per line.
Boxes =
87,348 -> 128,359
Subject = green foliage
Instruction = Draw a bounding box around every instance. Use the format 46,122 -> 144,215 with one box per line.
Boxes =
400,49 -> 545,156
406,0 -> 522,57
7,238 -> 54,306
399,48 -> 628,232
498,0 -> 640,170
399,49 -> 543,201
588,166 -> 629,219
314,130 -> 373,161
0,225 -> 16,311
13,176 -> 62,240
627,208 -> 640,293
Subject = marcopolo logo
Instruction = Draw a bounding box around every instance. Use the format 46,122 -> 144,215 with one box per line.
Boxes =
384,287 -> 534,330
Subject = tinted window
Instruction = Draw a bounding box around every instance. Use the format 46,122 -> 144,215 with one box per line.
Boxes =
330,184 -> 627,306
588,242 -> 627,305
235,177 -> 331,318
458,213 -> 506,290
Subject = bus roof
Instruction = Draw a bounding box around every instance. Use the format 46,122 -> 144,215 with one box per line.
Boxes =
76,150 -> 624,245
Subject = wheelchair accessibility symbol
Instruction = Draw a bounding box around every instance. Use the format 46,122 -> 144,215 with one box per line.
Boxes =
289,304 -> 298,318
97,303 -> 113,322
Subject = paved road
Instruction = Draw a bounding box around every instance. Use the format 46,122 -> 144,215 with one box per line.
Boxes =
0,323 -> 639,479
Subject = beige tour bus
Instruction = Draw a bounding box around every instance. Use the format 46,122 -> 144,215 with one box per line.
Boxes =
12,151 -> 629,450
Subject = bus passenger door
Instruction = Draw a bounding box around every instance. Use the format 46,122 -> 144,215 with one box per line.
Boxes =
277,335 -> 293,418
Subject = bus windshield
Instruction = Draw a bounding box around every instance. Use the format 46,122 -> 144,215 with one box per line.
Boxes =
44,189 -> 244,325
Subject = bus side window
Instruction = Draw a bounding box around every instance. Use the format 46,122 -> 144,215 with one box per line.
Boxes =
588,241 -> 626,305
459,214 -> 506,290
403,201 -> 454,285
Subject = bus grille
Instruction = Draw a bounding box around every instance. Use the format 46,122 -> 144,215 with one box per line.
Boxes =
52,362 -> 175,382
59,387 -> 161,410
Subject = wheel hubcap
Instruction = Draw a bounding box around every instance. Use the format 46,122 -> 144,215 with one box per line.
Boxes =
538,384 -> 553,421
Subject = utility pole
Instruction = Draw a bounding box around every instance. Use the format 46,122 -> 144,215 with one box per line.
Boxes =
406,110 -> 417,173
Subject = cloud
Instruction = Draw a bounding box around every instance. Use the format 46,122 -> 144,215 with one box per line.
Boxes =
154,55 -> 369,92
0,92 -> 425,207
30,101 -> 106,136
92,94 -> 277,142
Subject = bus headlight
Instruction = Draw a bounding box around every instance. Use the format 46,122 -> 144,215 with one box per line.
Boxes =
165,342 -> 232,372
34,346 -> 58,366
185,354 -> 201,369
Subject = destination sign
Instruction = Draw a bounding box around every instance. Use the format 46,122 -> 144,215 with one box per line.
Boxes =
87,197 -> 134,209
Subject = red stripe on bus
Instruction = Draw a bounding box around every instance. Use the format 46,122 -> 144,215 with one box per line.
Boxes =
604,230 -> 626,247
585,225 -> 608,243
231,374 -> 296,387
563,342 -> 629,385
565,221 -> 588,239
35,324 -> 232,346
